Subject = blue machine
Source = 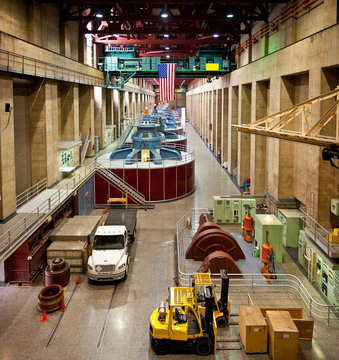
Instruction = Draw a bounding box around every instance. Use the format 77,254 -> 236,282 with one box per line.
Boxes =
110,121 -> 181,165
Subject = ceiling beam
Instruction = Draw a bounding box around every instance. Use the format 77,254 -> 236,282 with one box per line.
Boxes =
94,35 -> 238,45
38,1 -> 288,4
62,14 -> 266,22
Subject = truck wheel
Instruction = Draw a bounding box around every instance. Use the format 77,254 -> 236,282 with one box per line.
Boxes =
154,340 -> 169,355
195,338 -> 212,356
216,315 -> 227,327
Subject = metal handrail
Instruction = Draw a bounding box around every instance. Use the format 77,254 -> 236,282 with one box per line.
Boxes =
235,0 -> 320,55
98,144 -> 195,169
299,207 -> 339,257
0,162 -> 97,263
0,48 -> 104,86
95,163 -> 146,204
176,208 -> 339,325
16,178 -> 47,209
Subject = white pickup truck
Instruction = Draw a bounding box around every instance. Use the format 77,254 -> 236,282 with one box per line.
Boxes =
87,210 -> 137,281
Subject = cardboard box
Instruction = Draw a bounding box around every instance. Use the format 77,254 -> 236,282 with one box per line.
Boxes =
239,306 -> 268,353
267,311 -> 299,360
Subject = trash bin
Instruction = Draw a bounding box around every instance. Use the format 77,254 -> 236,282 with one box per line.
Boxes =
94,136 -> 100,154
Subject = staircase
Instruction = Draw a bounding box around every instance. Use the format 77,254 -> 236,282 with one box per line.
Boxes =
95,163 -> 151,208
81,134 -> 91,164
116,119 -> 136,149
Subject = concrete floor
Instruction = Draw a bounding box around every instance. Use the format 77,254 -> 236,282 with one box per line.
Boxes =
0,123 -> 338,359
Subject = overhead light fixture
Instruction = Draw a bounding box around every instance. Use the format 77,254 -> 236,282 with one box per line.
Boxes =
213,34 -> 219,38
164,34 -> 169,38
161,12 -> 169,19
226,13 -> 234,18
96,13 -> 103,18
166,55 -> 170,58
165,46 -> 170,50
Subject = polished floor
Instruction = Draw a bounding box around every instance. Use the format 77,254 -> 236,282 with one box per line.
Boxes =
0,123 -> 338,360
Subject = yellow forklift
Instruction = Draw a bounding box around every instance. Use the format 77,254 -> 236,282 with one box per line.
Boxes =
149,270 -> 230,355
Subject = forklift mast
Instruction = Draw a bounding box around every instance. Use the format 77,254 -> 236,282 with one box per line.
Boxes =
204,286 -> 217,353
220,269 -> 230,320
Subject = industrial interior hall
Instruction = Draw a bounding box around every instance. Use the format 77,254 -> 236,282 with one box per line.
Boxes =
0,0 -> 338,359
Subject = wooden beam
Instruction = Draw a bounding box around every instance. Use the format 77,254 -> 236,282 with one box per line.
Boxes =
234,125 -> 339,147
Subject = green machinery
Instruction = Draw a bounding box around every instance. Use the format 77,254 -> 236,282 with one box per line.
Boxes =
298,230 -> 339,308
254,214 -> 283,263
99,45 -> 236,89
277,209 -> 304,248
213,197 -> 256,224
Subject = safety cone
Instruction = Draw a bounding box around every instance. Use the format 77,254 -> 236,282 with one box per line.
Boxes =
76,275 -> 81,284
41,310 -> 48,322
59,297 -> 66,312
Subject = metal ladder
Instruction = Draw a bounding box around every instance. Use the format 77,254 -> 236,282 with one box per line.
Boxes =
95,163 -> 147,206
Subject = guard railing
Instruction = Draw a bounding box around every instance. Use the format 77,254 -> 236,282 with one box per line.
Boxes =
16,178 -> 47,209
0,48 -> 104,86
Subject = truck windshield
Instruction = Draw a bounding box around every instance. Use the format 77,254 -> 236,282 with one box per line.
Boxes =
93,235 -> 124,250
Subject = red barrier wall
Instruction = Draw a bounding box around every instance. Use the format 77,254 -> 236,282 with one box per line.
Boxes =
95,160 -> 194,204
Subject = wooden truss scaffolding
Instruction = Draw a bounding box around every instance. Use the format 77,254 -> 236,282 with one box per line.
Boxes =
234,88 -> 339,147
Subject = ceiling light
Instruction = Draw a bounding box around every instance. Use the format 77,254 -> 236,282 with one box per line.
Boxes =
161,12 -> 169,19
213,34 -> 219,38
165,46 -> 170,50
164,34 -> 169,38
166,55 -> 170,58
226,13 -> 234,18
96,13 -> 103,18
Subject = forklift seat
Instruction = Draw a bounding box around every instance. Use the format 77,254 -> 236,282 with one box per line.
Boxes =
175,308 -> 187,324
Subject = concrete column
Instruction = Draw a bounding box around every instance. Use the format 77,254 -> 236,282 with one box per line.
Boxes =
94,87 -> 106,149
30,79 -> 58,187
26,0 -> 42,46
204,92 -> 208,142
0,76 -> 16,220
79,85 -> 94,157
60,83 -> 79,140
238,84 -> 252,186
228,86 -> 239,174
250,81 -> 268,194
212,90 -> 216,153
199,94 -> 203,133
207,91 -> 211,148
222,88 -> 228,165
106,89 -> 114,126
131,92 -> 136,117
137,93 -> 141,114
113,89 -> 120,136
216,89 -> 222,158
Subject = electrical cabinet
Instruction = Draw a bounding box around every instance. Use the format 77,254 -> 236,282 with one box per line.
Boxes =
278,209 -> 304,248
254,214 -> 283,263
213,196 -> 226,223
331,199 -> 339,216
298,230 -> 339,307
213,197 -> 256,224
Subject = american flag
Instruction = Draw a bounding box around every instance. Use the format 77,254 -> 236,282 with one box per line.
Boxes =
158,63 -> 176,101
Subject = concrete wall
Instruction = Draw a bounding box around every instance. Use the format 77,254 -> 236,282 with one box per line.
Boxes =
187,13 -> 339,226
